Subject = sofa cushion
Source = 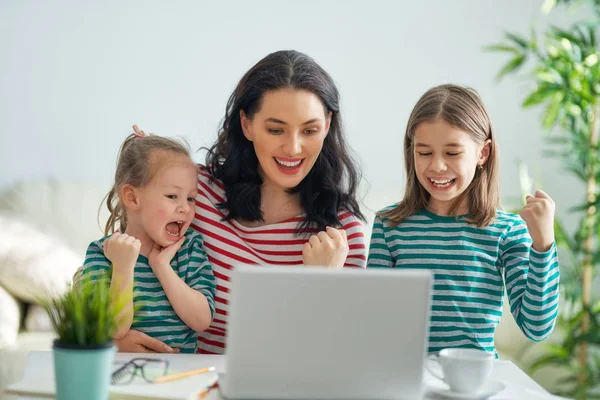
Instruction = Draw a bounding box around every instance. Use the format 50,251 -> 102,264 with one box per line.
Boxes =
0,285 -> 22,350
0,214 -> 82,303
0,179 -> 110,256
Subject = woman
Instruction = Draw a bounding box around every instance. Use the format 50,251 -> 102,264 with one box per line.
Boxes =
115,50 -> 367,353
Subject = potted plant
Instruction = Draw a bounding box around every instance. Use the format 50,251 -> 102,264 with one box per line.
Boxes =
488,0 -> 600,398
41,272 -> 126,400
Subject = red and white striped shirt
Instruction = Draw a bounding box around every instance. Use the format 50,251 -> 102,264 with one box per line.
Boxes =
193,166 -> 367,354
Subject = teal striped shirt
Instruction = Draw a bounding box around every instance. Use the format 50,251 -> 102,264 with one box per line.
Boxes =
368,207 -> 559,356
78,229 -> 216,353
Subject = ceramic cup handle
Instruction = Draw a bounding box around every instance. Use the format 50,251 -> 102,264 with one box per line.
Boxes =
426,354 -> 445,381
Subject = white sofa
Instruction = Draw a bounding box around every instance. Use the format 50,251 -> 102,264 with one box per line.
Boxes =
0,181 -> 558,390
0,179 -> 111,389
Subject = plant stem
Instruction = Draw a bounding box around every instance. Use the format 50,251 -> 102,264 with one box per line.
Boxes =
579,102 -> 599,390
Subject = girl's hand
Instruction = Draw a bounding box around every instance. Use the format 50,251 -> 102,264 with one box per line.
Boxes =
302,227 -> 349,268
104,232 -> 141,272
520,189 -> 556,252
148,236 -> 186,273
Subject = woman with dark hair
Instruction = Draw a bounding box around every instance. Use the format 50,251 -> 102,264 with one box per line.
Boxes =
114,50 -> 367,354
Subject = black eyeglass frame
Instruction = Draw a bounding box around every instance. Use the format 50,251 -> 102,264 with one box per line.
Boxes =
111,357 -> 170,385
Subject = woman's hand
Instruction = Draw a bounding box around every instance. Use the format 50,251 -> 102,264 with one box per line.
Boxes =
114,329 -> 180,353
302,227 -> 349,268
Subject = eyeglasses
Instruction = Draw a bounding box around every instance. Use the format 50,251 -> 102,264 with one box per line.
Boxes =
111,358 -> 170,385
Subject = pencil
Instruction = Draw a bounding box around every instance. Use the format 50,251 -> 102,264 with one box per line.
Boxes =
198,382 -> 220,398
153,366 -> 216,383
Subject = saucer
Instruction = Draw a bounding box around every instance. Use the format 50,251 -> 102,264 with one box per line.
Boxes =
426,380 -> 506,399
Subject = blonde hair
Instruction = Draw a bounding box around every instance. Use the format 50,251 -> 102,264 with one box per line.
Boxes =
382,84 -> 500,227
101,134 -> 193,236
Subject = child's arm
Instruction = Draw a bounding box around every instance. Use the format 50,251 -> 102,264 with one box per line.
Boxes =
103,233 -> 140,340
501,216 -> 560,342
80,238 -> 136,339
149,236 -> 215,333
367,213 -> 394,268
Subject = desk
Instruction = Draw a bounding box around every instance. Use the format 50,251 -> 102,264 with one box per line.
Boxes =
3,352 -> 567,400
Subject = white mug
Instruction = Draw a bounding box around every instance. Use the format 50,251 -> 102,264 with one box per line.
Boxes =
426,348 -> 494,393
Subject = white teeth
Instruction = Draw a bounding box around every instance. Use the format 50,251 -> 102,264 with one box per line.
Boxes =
166,221 -> 184,237
275,158 -> 302,167
430,178 -> 455,188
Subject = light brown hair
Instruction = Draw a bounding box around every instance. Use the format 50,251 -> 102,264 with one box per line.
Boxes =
382,84 -> 500,227
101,134 -> 193,236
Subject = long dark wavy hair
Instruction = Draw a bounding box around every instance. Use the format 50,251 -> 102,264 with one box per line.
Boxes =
204,50 -> 364,234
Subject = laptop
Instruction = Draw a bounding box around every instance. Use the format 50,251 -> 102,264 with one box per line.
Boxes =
219,266 -> 433,400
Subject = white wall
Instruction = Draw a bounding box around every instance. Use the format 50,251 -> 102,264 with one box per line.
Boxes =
0,0 -> 583,228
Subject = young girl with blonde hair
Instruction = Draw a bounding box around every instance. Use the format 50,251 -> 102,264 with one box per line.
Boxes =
76,127 -> 215,353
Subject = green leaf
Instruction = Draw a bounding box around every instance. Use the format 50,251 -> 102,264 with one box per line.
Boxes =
536,69 -> 563,84
496,55 -> 526,80
523,85 -> 559,107
550,26 -> 586,48
555,218 -> 576,252
517,162 -> 534,201
530,349 -> 571,373
566,102 -> 583,116
484,44 -> 520,54
543,99 -> 563,128
541,0 -> 557,14
505,32 -> 530,49
569,200 -> 599,212
588,24 -> 597,48
584,53 -> 599,67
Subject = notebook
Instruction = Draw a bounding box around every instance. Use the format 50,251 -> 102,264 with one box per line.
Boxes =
4,351 -> 219,400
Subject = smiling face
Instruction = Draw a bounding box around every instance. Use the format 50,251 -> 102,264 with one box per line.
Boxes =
240,88 -> 332,192
413,119 -> 490,215
130,152 -> 198,247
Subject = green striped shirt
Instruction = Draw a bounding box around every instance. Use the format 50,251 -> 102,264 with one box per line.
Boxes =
78,229 -> 216,353
368,207 -> 559,356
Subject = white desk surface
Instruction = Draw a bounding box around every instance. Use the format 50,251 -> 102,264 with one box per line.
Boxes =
3,351 -> 568,400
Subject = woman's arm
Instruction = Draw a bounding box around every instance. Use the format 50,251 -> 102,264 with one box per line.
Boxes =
114,329 -> 179,353
341,212 -> 367,268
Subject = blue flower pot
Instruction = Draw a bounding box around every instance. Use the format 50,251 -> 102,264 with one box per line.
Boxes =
53,340 -> 116,400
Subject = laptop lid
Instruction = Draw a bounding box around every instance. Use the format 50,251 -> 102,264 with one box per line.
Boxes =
221,266 -> 432,400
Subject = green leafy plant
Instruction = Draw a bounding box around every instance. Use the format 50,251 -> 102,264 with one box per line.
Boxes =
488,0 -> 600,398
41,272 -> 126,346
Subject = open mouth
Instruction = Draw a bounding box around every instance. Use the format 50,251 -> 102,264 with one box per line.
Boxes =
165,221 -> 185,237
274,157 -> 304,169
429,178 -> 456,189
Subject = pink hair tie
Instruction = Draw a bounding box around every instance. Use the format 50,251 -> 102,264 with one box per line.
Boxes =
132,125 -> 147,138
